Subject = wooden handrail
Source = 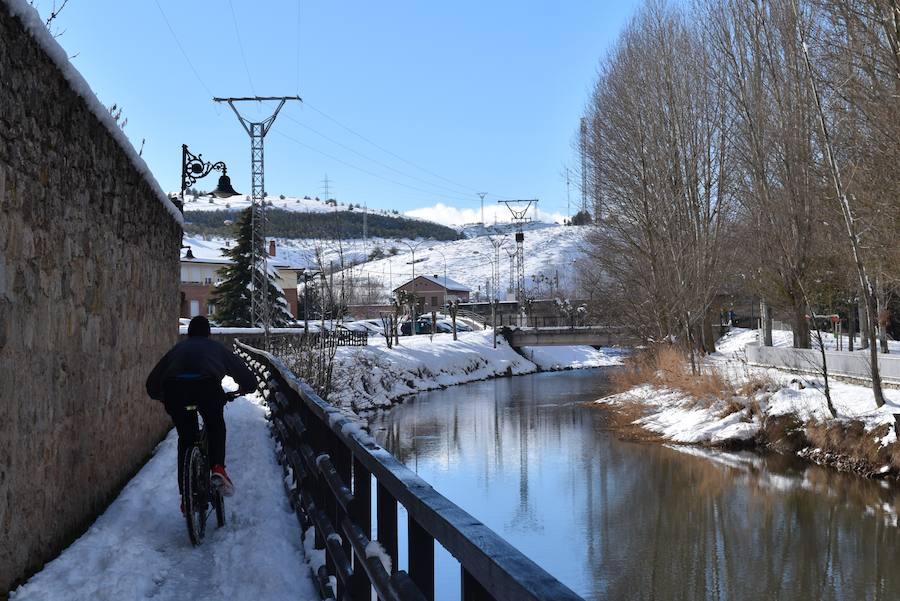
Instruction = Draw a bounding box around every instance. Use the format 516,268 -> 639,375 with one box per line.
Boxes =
235,341 -> 585,601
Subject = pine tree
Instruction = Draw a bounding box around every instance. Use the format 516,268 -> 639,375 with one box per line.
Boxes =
209,208 -> 292,327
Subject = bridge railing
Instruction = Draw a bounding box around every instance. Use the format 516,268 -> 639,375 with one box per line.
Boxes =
235,340 -> 584,601
238,330 -> 368,354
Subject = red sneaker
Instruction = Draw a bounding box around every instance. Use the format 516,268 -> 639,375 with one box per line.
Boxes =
211,465 -> 235,497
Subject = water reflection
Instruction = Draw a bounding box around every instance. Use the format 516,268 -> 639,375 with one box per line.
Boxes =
367,370 -> 900,601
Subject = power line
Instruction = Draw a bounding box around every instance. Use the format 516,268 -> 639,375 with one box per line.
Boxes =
283,113 -> 479,199
271,129 -> 482,205
153,0 -> 216,100
300,100 -> 517,200
227,0 -> 257,98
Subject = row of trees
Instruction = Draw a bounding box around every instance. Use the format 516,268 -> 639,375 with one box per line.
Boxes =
580,0 -> 900,397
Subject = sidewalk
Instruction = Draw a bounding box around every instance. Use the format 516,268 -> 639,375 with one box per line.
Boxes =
11,394 -> 317,601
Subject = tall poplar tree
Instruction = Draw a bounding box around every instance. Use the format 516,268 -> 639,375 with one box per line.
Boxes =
209,208 -> 292,327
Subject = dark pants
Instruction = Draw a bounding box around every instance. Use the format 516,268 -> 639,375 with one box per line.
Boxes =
163,379 -> 226,495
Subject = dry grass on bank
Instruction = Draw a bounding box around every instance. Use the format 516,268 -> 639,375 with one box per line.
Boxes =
611,345 -> 732,404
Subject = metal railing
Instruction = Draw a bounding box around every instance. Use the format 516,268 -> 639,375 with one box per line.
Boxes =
238,330 -> 368,354
235,341 -> 584,601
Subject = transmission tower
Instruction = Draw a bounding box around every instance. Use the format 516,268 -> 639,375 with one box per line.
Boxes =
499,199 -> 537,302
214,95 -> 301,333
486,235 -> 506,301
580,118 -> 588,216
505,247 -> 517,296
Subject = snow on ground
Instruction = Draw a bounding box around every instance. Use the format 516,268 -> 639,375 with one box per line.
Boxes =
519,345 -> 628,371
714,326 -> 900,360
339,224 -> 589,300
183,224 -> 589,300
330,330 -> 537,411
11,394 -> 317,601
181,193 -> 399,218
597,330 -> 900,448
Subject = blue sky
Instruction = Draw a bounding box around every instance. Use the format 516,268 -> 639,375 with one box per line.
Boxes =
35,1 -> 639,225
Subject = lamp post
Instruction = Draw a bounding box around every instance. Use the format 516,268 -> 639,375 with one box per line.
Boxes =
427,246 -> 448,306
472,250 -> 499,348
180,144 -> 240,210
395,239 -> 428,334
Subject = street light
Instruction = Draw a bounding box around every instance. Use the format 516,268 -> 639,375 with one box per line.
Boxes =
472,250 -> 500,348
428,246 -> 448,305
179,143 -> 240,211
298,268 -> 321,335
394,239 -> 428,334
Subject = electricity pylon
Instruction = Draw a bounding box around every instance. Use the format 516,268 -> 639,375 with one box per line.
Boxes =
499,199 -> 537,302
214,96 -> 301,333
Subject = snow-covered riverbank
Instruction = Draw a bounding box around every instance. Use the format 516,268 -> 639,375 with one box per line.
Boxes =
595,329 -> 900,476
330,330 -> 626,411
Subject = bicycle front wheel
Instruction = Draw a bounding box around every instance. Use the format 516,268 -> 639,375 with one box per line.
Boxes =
183,446 -> 208,546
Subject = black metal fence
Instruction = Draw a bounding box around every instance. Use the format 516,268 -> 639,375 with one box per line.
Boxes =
235,341 -> 584,601
238,330 -> 368,355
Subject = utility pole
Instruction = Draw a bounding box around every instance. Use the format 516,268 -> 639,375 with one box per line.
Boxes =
213,95 -> 301,341
478,192 -> 487,227
322,174 -> 331,201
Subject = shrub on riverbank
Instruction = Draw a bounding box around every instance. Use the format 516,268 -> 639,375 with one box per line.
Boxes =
612,344 -> 733,404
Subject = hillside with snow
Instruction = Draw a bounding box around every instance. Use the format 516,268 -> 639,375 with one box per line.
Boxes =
183,224 -> 591,302
339,224 -> 590,300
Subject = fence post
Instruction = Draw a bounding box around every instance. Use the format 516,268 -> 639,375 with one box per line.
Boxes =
349,456 -> 373,598
376,483 -> 398,573
408,516 -> 435,601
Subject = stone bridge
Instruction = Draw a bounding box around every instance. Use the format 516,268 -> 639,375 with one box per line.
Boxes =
502,326 -> 638,347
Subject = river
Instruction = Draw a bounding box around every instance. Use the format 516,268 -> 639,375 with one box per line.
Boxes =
366,369 -> 900,601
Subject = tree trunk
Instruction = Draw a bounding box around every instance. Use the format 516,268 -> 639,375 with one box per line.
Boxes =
792,302 -> 810,349
703,311 -> 716,354
760,299 -> 773,346
878,292 -> 889,354
858,296 -> 869,350
848,302 -> 855,352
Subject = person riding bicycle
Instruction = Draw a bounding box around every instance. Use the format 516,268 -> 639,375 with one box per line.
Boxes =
146,316 -> 256,504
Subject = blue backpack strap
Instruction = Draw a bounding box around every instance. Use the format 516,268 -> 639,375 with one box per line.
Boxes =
175,373 -> 204,380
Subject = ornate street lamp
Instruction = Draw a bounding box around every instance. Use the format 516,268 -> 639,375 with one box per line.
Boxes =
179,143 -> 240,210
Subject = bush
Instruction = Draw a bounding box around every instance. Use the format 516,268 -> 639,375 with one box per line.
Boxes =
611,344 -> 731,405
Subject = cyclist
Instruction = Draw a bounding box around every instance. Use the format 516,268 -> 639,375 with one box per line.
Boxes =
146,316 -> 256,505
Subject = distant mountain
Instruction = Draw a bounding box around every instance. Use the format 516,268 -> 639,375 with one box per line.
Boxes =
184,208 -> 462,241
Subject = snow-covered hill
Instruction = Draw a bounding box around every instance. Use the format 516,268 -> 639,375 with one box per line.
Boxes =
183,224 -> 590,302
180,193 -> 401,218
339,224 -> 590,299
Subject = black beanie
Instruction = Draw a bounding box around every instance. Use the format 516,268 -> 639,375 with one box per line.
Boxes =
187,315 -> 211,337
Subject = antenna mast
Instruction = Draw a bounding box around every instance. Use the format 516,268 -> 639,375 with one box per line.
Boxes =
213,95 -> 301,335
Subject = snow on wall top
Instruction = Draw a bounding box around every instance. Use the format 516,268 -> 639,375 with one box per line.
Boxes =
3,0 -> 183,225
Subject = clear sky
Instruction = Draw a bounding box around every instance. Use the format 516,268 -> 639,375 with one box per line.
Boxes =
33,0 -> 639,226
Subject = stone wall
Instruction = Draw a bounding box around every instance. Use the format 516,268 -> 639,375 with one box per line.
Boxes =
0,4 -> 181,593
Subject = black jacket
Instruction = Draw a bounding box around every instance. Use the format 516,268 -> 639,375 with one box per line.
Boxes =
146,337 -> 257,401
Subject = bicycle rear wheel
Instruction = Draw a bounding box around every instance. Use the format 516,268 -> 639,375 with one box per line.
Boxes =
183,445 -> 209,546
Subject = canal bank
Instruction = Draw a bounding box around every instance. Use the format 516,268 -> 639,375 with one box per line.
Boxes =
368,369 -> 900,601
594,328 -> 900,480
329,330 -> 625,411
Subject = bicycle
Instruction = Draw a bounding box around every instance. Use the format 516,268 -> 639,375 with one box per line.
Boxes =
182,388 -> 241,546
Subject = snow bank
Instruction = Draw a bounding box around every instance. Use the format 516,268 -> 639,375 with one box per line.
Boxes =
4,0 -> 182,224
329,331 -> 537,411
597,348 -> 900,450
520,345 -> 628,371
10,394 -> 316,600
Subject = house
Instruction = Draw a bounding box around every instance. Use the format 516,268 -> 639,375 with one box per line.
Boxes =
393,274 -> 471,311
180,240 -> 301,319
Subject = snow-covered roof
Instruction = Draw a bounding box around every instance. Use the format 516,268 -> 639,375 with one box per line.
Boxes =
181,237 -> 304,270
4,0 -> 183,225
393,274 -> 471,292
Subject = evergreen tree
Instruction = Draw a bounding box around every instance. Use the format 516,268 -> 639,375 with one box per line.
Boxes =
209,208 -> 293,327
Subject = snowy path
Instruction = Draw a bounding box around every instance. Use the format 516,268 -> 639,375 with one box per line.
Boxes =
11,394 -> 317,601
